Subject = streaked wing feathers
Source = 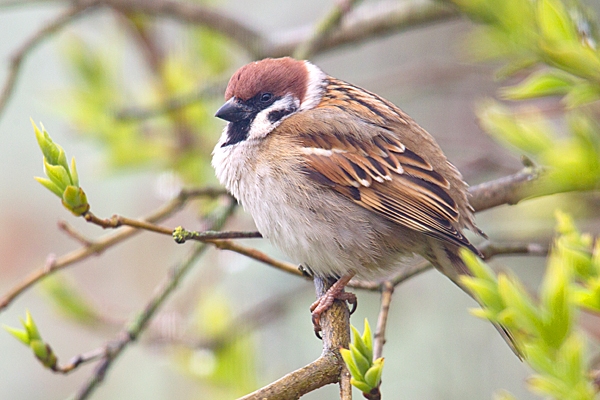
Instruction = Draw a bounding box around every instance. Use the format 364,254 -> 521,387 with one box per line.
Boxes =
299,131 -> 478,253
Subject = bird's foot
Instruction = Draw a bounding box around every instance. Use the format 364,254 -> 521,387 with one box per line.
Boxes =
310,273 -> 357,338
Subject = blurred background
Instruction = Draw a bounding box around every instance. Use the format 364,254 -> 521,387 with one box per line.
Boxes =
1,0 -> 599,399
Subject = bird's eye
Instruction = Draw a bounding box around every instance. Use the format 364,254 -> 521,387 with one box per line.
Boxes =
260,93 -> 273,103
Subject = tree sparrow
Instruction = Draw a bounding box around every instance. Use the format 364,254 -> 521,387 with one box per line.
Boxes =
212,57 -> 514,351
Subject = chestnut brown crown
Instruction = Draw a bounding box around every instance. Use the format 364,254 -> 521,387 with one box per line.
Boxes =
224,57 -> 308,103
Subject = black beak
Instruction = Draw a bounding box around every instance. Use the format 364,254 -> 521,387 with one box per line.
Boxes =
215,98 -> 249,122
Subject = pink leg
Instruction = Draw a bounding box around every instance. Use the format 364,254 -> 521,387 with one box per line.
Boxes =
310,273 -> 357,336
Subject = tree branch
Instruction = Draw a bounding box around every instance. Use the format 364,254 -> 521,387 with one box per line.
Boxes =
373,281 -> 394,361
0,188 -> 227,312
72,201 -> 236,400
0,3 -> 94,119
90,0 -> 266,57
293,0 -> 361,60
113,0 -> 460,121
272,0 -> 459,58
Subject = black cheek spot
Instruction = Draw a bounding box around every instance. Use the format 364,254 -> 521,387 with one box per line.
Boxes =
267,109 -> 289,123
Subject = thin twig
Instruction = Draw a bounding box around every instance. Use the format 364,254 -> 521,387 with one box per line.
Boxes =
114,1 -> 459,122
0,188 -> 227,312
57,220 -> 93,247
173,227 -> 262,242
0,3 -> 95,119
209,240 -> 304,278
269,0 -> 459,58
52,347 -> 107,374
72,202 -> 236,400
480,242 -> 549,259
373,281 -> 394,361
293,0 -> 361,60
96,0 -> 266,57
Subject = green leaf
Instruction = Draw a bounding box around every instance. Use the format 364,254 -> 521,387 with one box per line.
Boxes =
34,177 -> 64,198
460,248 -> 497,282
537,0 -> 577,43
528,374 -> 565,397
563,82 -> 600,108
350,343 -> 371,376
340,348 -> 363,381
540,250 -> 572,349
350,377 -> 373,394
41,275 -> 100,325
43,158 -> 70,191
24,310 -> 42,341
70,157 -> 79,187
477,100 -> 554,155
32,119 -> 63,167
461,276 -> 503,313
4,325 -> 30,345
497,274 -> 543,335
361,318 -> 373,355
541,42 -> 600,83
364,357 -> 384,389
351,324 -> 372,365
501,69 -> 574,100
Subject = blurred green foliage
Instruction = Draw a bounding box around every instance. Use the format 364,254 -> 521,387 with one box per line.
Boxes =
461,211 -> 599,399
172,290 -> 257,397
40,275 -> 103,327
452,0 -> 600,193
57,16 -> 230,184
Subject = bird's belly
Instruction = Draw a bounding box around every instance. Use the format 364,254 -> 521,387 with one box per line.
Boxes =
239,171 -> 411,279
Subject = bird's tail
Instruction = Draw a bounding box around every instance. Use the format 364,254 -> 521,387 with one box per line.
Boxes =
426,238 -> 522,359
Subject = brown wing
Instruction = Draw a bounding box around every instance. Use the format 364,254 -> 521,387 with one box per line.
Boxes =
297,127 -> 480,255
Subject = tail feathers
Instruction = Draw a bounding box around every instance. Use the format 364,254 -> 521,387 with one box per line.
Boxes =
426,239 -> 522,359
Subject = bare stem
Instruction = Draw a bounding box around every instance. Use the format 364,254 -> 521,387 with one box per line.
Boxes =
293,0 -> 361,60
373,281 -> 394,361
0,188 -> 227,312
72,202 -> 236,400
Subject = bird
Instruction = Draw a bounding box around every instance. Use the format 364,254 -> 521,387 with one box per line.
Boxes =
212,57 -> 515,352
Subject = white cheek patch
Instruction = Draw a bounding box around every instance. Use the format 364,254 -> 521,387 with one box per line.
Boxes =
247,95 -> 300,140
301,61 -> 326,111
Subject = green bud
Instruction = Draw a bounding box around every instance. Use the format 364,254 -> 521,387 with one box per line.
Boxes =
62,186 -> 90,216
351,324 -> 372,365
30,339 -> 49,361
364,357 -> 384,389
70,157 -> 79,187
340,347 -> 363,380
43,158 -> 70,192
32,119 -> 63,167
361,318 -> 373,355
350,378 -> 373,394
350,343 -> 371,376
4,326 -> 30,345
24,310 -> 42,341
